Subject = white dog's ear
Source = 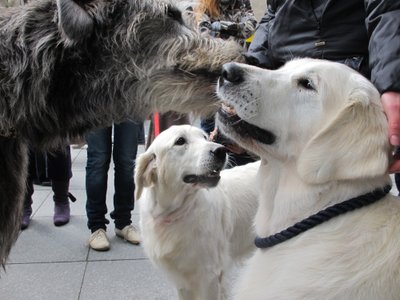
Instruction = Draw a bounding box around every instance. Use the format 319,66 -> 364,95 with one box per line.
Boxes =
134,152 -> 158,200
297,92 -> 390,184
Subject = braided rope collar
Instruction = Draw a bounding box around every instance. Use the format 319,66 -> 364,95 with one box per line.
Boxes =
255,185 -> 392,249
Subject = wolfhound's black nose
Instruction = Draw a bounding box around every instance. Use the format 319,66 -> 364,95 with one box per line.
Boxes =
222,63 -> 244,84
211,146 -> 227,162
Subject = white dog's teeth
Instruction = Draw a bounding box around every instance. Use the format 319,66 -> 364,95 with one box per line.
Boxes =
221,102 -> 236,115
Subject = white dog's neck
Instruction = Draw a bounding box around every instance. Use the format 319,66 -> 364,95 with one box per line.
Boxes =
256,158 -> 392,237
147,184 -> 200,224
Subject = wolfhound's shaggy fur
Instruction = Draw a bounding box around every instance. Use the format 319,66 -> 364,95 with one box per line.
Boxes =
0,0 -> 243,267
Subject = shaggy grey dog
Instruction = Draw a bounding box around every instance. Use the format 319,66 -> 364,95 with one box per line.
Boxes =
0,0 -> 243,267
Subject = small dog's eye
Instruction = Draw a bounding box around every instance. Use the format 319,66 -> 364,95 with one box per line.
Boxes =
298,78 -> 315,91
175,137 -> 186,146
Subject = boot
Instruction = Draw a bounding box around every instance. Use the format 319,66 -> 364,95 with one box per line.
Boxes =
21,205 -> 32,230
21,178 -> 34,230
53,202 -> 70,226
52,180 -> 76,226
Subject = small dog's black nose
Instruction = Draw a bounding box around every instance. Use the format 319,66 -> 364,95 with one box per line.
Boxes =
222,63 -> 244,84
211,146 -> 227,162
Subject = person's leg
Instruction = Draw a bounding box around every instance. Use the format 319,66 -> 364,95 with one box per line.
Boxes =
21,148 -> 35,230
47,145 -> 74,226
111,121 -> 140,244
395,148 -> 400,196
395,173 -> 400,196
33,151 -> 51,186
137,122 -> 145,145
85,127 -> 112,232
47,146 -> 72,181
200,116 -> 215,135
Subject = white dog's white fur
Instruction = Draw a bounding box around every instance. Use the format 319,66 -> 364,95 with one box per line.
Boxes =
135,125 -> 260,300
216,58 -> 400,299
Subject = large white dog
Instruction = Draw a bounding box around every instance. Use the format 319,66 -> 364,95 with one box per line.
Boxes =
216,58 -> 400,299
135,125 -> 260,300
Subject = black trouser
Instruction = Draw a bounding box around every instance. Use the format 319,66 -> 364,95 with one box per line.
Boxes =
25,146 -> 72,207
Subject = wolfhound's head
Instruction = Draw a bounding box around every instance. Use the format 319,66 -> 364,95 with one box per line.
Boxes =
0,0 -> 244,144
57,0 -> 243,73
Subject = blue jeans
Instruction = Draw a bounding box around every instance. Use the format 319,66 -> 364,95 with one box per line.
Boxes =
85,121 -> 140,232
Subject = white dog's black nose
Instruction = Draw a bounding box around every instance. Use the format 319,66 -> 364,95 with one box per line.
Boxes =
221,63 -> 244,84
211,146 -> 227,162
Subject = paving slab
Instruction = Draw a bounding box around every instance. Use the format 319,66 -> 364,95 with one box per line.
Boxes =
8,217 -> 89,264
80,260 -> 176,300
0,262 -> 86,300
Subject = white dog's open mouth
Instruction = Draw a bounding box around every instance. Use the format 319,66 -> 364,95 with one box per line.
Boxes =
183,170 -> 221,188
218,103 -> 276,145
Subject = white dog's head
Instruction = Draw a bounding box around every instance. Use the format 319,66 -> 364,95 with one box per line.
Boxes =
216,58 -> 391,183
135,125 -> 227,200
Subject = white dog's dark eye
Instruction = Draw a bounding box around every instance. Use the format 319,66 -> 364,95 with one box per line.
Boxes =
298,78 -> 315,91
175,137 -> 186,145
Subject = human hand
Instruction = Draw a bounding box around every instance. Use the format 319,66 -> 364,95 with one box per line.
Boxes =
381,91 -> 400,173
211,21 -> 221,32
209,127 -> 218,141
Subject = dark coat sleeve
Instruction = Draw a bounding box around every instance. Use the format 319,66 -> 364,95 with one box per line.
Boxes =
244,1 -> 275,68
365,0 -> 400,93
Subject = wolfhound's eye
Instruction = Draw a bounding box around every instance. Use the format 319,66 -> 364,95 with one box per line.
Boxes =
167,6 -> 183,23
297,78 -> 315,91
175,137 -> 186,146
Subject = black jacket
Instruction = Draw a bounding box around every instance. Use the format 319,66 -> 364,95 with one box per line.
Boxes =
246,0 -> 400,94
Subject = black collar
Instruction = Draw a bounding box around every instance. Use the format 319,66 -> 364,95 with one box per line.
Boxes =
255,185 -> 392,249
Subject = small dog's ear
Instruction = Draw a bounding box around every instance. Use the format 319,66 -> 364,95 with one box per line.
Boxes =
56,0 -> 94,43
134,152 -> 158,200
297,89 -> 390,184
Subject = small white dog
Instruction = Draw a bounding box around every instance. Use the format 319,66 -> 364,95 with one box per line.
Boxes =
135,125 -> 260,300
216,58 -> 400,300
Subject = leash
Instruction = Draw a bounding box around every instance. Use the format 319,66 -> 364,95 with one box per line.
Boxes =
255,185 -> 392,249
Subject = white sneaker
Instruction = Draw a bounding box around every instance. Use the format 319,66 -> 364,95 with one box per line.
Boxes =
115,225 -> 141,245
88,229 -> 110,251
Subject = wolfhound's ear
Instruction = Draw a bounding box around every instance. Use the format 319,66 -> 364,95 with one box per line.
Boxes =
297,91 -> 390,184
56,0 -> 94,43
134,152 -> 158,200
